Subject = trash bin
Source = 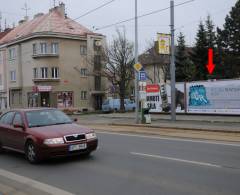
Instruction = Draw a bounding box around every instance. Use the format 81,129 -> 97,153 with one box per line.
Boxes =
141,108 -> 151,124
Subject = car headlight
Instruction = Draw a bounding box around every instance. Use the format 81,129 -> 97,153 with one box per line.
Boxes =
44,137 -> 64,145
85,132 -> 97,140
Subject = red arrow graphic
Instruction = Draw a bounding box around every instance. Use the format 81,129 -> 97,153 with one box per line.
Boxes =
206,48 -> 215,75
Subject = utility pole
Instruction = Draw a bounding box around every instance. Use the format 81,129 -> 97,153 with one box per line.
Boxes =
0,12 -> 2,32
134,0 -> 140,123
170,0 -> 176,121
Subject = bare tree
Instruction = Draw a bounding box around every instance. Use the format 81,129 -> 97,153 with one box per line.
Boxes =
104,29 -> 135,112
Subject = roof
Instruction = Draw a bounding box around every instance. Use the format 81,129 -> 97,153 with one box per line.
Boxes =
0,28 -> 13,41
0,7 -> 100,45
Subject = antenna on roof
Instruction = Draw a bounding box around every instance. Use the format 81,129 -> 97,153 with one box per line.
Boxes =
22,3 -> 30,18
4,18 -> 7,30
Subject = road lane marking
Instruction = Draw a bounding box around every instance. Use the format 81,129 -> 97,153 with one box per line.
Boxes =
0,169 -> 74,195
131,152 -> 222,168
97,131 -> 240,147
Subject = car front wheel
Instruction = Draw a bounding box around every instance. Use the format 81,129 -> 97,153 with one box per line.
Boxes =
25,141 -> 39,164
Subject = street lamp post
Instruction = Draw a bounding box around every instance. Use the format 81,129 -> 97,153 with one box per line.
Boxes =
170,0 -> 176,121
134,0 -> 140,123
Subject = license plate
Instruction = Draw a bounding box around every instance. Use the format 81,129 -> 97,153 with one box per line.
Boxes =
69,143 -> 87,151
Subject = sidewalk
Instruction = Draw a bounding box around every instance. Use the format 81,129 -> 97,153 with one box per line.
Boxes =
76,113 -> 240,133
75,113 -> 240,142
0,169 -> 73,195
0,177 -> 50,195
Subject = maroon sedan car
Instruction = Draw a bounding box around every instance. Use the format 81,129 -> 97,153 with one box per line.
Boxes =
0,108 -> 98,163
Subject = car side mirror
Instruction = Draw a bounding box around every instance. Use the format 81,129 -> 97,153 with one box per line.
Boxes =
13,124 -> 25,130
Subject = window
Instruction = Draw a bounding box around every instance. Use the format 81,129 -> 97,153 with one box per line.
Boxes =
13,113 -> 23,126
33,43 -> 37,55
40,43 -> 47,54
94,55 -> 101,71
10,71 -> 16,81
80,45 -> 87,55
57,92 -> 73,108
81,91 -> 87,100
51,43 -> 59,54
95,76 -> 101,90
9,48 -> 16,60
0,112 -> 15,125
33,68 -> 38,78
41,67 -> 48,78
51,67 -> 59,78
80,68 -> 87,76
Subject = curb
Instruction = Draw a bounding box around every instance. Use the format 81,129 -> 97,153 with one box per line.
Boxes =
109,123 -> 240,134
98,115 -> 240,124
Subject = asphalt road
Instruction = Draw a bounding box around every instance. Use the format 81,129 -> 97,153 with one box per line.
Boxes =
0,132 -> 240,195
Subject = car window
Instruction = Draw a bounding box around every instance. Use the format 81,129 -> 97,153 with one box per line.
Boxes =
13,113 -> 23,126
26,109 -> 72,128
0,112 -> 15,125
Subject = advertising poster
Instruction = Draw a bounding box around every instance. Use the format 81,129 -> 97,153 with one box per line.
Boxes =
186,80 -> 240,114
145,83 -> 185,113
157,33 -> 171,55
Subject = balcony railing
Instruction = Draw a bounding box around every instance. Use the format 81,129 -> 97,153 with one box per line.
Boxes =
32,78 -> 60,82
32,52 -> 59,58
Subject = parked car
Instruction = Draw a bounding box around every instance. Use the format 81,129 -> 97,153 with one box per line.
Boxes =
0,108 -> 98,163
102,99 -> 136,112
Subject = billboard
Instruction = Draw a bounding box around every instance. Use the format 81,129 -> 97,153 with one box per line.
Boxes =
157,33 -> 171,55
145,83 -> 185,113
186,80 -> 240,114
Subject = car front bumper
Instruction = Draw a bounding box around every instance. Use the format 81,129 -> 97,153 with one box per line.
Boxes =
38,139 -> 98,159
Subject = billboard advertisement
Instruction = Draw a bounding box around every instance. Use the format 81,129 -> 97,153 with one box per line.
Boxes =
186,80 -> 240,114
157,33 -> 171,55
145,83 -> 185,113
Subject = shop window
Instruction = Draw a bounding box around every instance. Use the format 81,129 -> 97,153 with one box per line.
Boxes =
57,92 -> 73,108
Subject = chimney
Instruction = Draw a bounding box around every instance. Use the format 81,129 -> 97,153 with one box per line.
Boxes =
50,2 -> 65,17
34,13 -> 44,19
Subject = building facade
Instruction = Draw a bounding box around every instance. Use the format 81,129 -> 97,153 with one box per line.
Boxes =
0,3 -> 107,111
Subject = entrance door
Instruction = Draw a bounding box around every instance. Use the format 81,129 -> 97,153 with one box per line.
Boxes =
40,92 -> 50,107
95,95 -> 103,110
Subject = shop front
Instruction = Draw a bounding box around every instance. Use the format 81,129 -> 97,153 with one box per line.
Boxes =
28,85 -> 73,108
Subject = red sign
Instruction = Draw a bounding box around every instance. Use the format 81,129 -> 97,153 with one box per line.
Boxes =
146,84 -> 160,93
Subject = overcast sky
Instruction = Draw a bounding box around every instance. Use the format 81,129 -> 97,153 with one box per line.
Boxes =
0,0 -> 237,52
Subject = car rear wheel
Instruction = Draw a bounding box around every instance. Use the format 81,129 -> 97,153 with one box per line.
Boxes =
25,141 -> 39,164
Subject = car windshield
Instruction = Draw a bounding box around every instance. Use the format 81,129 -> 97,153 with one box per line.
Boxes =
26,109 -> 72,128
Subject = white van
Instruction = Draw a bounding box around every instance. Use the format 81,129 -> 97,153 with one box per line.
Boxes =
102,99 -> 136,112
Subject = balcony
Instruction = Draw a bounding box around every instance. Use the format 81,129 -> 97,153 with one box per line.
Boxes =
32,78 -> 60,82
32,52 -> 59,58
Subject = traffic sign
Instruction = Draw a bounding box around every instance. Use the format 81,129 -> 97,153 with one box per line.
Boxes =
139,71 -> 147,81
134,63 -> 143,72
